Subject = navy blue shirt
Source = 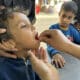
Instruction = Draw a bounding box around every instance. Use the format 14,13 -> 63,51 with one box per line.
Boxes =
47,23 -> 80,57
0,57 -> 38,80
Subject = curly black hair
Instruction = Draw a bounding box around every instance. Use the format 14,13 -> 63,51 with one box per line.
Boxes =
0,7 -> 10,42
0,6 -> 23,42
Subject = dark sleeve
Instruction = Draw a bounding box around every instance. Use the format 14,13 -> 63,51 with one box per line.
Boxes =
47,45 -> 60,58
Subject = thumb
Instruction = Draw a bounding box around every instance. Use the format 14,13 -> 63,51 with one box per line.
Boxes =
39,30 -> 52,43
28,51 -> 39,62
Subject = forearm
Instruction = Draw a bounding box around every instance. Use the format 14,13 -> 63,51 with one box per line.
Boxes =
45,62 -> 59,80
68,43 -> 80,59
30,56 -> 51,80
65,42 -> 80,59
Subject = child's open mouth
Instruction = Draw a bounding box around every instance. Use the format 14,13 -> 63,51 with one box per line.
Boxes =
35,32 -> 39,40
60,23 -> 68,26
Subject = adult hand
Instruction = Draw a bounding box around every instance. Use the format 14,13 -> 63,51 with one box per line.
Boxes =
0,40 -> 18,51
0,40 -> 18,58
39,29 -> 71,52
0,50 -> 17,58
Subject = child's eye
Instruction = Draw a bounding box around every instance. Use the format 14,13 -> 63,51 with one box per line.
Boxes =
62,14 -> 66,18
20,25 -> 27,28
68,16 -> 72,19
62,14 -> 73,20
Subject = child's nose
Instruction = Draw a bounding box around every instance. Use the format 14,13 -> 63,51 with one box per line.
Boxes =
63,18 -> 68,22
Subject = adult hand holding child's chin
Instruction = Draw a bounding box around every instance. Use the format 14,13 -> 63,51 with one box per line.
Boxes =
0,29 -> 18,58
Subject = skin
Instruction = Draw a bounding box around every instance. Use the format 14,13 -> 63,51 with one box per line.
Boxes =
4,12 -> 40,58
7,12 -> 40,50
40,29 -> 80,59
29,47 -> 59,80
51,54 -> 65,68
59,10 -> 75,29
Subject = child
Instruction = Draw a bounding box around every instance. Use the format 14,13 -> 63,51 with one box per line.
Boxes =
0,7 -> 59,80
0,7 -> 40,80
47,1 -> 80,68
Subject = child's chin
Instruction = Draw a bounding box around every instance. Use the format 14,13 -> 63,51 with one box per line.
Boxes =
33,43 -> 40,49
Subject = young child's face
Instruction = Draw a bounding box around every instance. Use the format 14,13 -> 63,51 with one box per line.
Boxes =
59,10 -> 75,27
7,12 -> 40,50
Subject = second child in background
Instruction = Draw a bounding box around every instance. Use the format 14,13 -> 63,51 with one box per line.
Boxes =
47,1 -> 80,68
